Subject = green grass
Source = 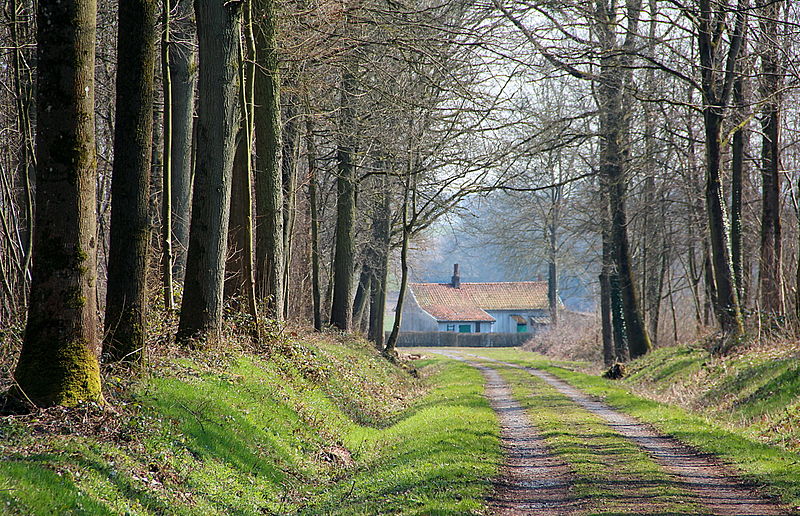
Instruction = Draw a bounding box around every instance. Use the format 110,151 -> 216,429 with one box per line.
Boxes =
440,347 -> 800,510
0,337 -> 501,515
495,366 -> 705,515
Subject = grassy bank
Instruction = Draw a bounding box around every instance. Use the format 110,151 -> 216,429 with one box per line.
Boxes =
445,346 -> 800,511
0,335 -> 501,515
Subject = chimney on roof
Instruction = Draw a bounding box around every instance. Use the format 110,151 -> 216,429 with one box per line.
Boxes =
451,264 -> 461,288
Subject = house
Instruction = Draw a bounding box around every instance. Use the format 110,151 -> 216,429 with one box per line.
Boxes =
398,264 -> 560,334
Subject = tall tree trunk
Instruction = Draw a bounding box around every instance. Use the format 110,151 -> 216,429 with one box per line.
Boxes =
306,103 -> 322,331
368,176 -> 391,349
703,108 -> 744,336
730,71 -> 747,306
282,97 -> 299,319
177,0 -> 242,344
14,0 -> 103,405
103,0 -> 157,364
599,272 -> 614,367
352,264 -> 371,332
547,186 -> 560,325
330,67 -> 357,331
161,0 -> 176,311
697,0 -> 745,338
600,172 -> 626,361
224,7 -> 258,325
757,0 -> 783,316
595,0 -> 651,359
253,0 -> 284,319
169,0 -> 197,282
386,176 -> 411,356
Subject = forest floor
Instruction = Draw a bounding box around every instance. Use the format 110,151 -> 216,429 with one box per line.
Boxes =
1,330 -> 800,514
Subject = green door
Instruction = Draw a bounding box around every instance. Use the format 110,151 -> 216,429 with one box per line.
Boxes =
459,324 -> 471,333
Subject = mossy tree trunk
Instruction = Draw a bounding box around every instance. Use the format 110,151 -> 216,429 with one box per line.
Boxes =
352,264 -> 372,333
730,50 -> 749,306
253,0 -> 284,320
14,0 -> 102,406
386,171 -> 412,355
104,0 -> 158,364
177,0 -> 242,344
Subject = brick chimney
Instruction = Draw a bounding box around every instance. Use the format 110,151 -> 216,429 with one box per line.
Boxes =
451,264 -> 461,288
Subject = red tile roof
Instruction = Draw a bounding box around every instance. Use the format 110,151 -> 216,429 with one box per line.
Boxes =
410,281 -> 550,322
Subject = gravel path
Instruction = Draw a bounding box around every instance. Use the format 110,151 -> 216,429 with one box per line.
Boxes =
460,352 -> 790,516
434,351 -> 579,515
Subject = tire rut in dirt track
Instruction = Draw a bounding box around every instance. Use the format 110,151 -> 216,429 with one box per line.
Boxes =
461,351 -> 791,516
433,351 -> 579,515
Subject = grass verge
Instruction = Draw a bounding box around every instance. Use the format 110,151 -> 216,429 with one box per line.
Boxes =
0,336 -> 500,515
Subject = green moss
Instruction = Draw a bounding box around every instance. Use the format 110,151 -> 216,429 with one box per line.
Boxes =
64,287 -> 87,309
14,337 -> 102,407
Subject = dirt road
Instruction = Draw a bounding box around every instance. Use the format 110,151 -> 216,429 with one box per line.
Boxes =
431,350 -> 790,516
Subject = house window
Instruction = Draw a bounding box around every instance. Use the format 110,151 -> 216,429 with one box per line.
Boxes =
475,323 -> 481,333
511,314 -> 527,332
458,324 -> 471,333
446,324 -> 456,332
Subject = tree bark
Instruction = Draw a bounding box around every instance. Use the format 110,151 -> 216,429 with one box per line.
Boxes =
330,67 -> 357,331
352,264 -> 371,332
594,0 -> 651,359
368,176 -> 391,349
177,0 -> 242,344
730,71 -> 747,306
161,0 -> 176,312
282,96 -> 299,319
169,0 -> 197,282
14,0 -> 103,406
600,272 -> 614,367
306,103 -> 323,331
757,0 -> 783,316
697,0 -> 745,338
104,0 -> 158,363
224,6 -> 258,326
253,0 -> 284,320
385,177 -> 411,355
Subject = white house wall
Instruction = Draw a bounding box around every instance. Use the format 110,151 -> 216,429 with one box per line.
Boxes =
485,309 -> 550,333
397,290 -> 439,332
